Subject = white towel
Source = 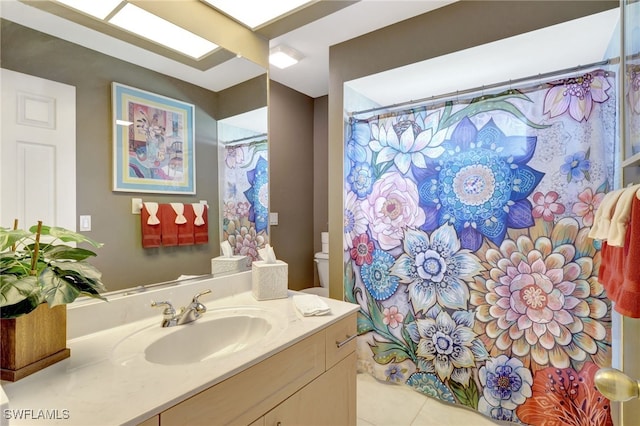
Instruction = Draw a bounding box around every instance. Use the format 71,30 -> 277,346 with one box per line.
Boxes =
192,203 -> 205,226
144,202 -> 160,225
170,202 -> 187,224
293,294 -> 331,316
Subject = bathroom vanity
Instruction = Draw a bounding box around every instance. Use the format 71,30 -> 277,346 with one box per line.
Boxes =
0,272 -> 359,425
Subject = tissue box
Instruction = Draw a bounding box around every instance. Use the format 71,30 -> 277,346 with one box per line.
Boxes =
252,260 -> 288,300
211,255 -> 249,277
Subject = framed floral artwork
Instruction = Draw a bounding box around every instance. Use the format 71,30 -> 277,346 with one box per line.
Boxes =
112,82 -> 196,194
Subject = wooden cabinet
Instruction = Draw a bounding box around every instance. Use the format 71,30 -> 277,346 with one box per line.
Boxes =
156,312 -> 357,426
264,352 -> 356,426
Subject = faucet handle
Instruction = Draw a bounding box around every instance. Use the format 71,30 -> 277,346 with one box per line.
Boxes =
192,289 -> 212,303
192,289 -> 212,315
151,300 -> 176,317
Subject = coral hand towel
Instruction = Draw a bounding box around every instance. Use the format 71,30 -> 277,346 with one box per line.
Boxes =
160,203 -> 178,246
178,204 -> 195,246
193,203 -> 209,244
141,202 -> 161,248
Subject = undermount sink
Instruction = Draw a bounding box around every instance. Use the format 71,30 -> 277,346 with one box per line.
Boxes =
111,305 -> 287,366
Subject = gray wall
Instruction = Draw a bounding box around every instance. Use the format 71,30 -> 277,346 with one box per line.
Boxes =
313,96 -> 329,287
269,81 -> 315,290
326,0 -> 619,299
1,20 -> 229,291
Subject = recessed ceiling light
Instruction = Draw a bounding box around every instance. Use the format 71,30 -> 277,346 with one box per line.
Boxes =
269,45 -> 304,69
55,0 -> 123,20
108,3 -> 219,60
202,0 -> 312,29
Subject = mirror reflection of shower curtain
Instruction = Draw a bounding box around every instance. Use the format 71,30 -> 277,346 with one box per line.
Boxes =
344,69 -> 617,425
220,139 -> 268,261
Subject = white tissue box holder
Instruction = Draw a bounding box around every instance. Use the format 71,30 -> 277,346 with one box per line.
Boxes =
252,260 -> 288,300
211,255 -> 249,277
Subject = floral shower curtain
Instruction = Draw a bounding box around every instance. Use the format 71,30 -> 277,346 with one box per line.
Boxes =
344,69 -> 617,425
221,139 -> 268,261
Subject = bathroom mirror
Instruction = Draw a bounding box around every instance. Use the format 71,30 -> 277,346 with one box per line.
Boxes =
218,107 -> 269,261
0,0 -> 268,292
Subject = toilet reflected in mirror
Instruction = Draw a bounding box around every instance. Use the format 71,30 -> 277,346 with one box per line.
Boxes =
301,248 -> 329,297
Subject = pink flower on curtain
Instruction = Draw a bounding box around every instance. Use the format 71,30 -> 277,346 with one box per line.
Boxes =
543,72 -> 611,122
532,191 -> 565,222
223,201 -> 236,220
515,362 -> 613,426
225,146 -> 245,168
382,306 -> 404,328
470,217 -> 610,373
361,171 -> 426,250
350,233 -> 374,266
236,201 -> 250,218
572,188 -> 605,227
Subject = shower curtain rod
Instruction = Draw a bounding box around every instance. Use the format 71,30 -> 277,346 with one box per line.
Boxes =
222,132 -> 268,146
349,57 -> 617,119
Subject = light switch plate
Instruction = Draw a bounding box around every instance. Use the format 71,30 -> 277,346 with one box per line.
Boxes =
79,215 -> 91,231
269,212 -> 278,225
132,198 -> 142,214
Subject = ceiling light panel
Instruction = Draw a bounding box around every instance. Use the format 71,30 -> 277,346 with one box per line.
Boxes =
108,3 -> 218,59
55,0 -> 123,20
202,0 -> 313,29
269,45 -> 303,69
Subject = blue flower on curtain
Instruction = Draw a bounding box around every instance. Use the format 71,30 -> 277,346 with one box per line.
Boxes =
390,224 -> 483,313
414,117 -> 543,251
243,156 -> 269,233
560,149 -> 591,183
477,355 -> 532,421
369,111 -> 446,174
385,364 -> 407,382
346,120 -> 372,163
406,372 -> 456,403
360,249 -> 399,300
347,161 -> 375,198
414,307 -> 488,386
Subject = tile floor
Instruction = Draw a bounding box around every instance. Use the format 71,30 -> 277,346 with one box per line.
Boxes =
356,373 -> 504,426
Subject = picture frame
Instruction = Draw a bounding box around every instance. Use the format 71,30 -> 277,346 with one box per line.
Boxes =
112,82 -> 196,194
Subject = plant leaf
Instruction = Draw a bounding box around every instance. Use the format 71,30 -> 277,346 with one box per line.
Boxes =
370,339 -> 412,365
39,268 -> 82,307
0,296 -> 41,319
43,245 -> 97,261
344,260 -> 357,304
358,312 -> 375,334
0,228 -> 32,251
35,225 -> 103,248
0,275 -> 40,306
448,378 -> 480,409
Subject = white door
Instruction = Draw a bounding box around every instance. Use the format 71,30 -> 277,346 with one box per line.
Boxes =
1,68 -> 76,231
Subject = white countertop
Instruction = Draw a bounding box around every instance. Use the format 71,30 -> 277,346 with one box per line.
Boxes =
0,272 -> 359,425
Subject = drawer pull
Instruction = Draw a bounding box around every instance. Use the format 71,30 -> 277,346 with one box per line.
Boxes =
336,334 -> 357,348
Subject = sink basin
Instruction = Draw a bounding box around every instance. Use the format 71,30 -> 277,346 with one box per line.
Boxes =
111,305 -> 287,366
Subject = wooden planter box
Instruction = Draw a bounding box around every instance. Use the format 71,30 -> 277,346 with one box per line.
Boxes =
0,303 -> 70,381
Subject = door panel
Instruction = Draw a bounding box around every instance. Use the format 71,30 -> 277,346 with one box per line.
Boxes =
1,68 -> 76,230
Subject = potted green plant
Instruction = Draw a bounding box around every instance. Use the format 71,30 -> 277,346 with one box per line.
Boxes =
0,220 -> 107,381
0,221 -> 106,318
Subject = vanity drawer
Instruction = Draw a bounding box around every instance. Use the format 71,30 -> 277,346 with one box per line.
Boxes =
160,331 -> 325,426
325,313 -> 357,369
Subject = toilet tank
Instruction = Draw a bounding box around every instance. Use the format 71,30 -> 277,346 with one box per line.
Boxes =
314,252 -> 329,288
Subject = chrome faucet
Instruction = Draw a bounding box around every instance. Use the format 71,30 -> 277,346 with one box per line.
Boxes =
151,289 -> 212,327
